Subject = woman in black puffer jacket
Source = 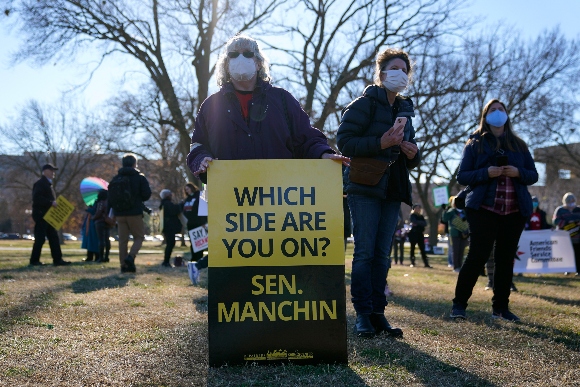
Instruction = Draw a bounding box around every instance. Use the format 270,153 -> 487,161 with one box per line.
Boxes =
337,48 -> 421,338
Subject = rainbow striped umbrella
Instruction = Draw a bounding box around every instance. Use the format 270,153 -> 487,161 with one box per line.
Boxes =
80,177 -> 108,206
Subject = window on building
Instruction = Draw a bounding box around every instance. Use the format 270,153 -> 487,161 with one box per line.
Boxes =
559,169 -> 571,179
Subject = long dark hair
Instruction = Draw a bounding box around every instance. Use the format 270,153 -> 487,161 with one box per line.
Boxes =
468,99 -> 528,153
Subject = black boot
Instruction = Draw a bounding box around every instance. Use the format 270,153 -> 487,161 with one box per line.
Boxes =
370,313 -> 403,337
83,252 -> 94,262
354,314 -> 375,338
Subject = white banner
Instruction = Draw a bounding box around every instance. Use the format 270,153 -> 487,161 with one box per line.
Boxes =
514,230 -> 577,273
188,225 -> 208,253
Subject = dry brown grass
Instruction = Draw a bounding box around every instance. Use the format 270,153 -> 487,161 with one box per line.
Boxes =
1,241 -> 579,386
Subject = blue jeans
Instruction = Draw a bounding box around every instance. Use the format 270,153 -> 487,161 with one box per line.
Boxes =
348,194 -> 400,314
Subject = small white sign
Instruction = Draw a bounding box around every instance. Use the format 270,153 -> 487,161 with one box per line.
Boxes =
188,225 -> 208,253
432,186 -> 449,207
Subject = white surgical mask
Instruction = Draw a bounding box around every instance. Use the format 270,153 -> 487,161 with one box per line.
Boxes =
229,56 -> 257,82
381,69 -> 408,93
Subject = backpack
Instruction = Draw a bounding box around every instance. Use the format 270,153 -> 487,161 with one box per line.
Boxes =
108,175 -> 134,213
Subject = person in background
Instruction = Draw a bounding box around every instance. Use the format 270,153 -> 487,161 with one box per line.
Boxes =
337,47 -> 421,338
108,153 -> 152,273
409,204 -> 431,268
81,203 -> 99,262
29,164 -> 70,266
526,196 -> 551,231
159,189 -> 183,268
92,189 -> 111,263
442,196 -> 470,272
181,183 -> 208,285
390,212 -> 405,266
553,192 -> 580,276
450,99 -> 538,322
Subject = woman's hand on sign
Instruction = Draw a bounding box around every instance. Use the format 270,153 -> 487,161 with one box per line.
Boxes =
322,153 -> 350,166
194,157 -> 215,176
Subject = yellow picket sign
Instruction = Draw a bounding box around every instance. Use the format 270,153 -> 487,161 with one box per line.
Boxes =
43,196 -> 75,230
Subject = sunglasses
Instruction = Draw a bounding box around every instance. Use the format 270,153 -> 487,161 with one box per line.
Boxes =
228,51 -> 255,59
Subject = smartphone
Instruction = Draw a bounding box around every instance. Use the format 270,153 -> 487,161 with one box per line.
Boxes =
393,117 -> 408,131
497,155 -> 508,167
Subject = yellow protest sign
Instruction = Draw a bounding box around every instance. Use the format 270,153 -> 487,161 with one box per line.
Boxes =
43,196 -> 75,230
207,159 -> 347,366
208,159 -> 344,267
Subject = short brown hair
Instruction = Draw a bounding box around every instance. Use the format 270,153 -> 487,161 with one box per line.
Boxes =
374,48 -> 413,86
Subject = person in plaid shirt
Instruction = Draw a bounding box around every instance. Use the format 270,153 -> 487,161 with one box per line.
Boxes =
450,99 -> 538,322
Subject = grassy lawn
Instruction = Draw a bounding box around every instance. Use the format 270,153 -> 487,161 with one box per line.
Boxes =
0,240 -> 579,386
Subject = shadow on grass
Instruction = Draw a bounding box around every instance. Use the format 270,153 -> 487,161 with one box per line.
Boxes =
393,294 -> 580,352
207,363 -> 370,387
514,275 -> 579,288
353,338 -> 498,387
483,318 -> 580,352
525,293 -> 580,308
0,283 -> 67,333
70,274 -> 130,293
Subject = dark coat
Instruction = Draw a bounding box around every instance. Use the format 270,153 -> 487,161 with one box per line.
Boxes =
457,133 -> 538,218
187,80 -> 333,181
32,176 -> 55,220
336,85 -> 421,204
181,191 -> 208,230
409,213 -> 427,235
160,198 -> 183,235
109,167 -> 152,217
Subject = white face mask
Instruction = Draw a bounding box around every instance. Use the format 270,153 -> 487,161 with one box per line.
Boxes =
381,69 -> 408,93
568,202 -> 577,208
229,56 -> 257,82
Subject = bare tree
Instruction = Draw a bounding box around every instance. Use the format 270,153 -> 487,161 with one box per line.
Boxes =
3,0 -> 285,178
0,99 -> 118,235
265,0 -> 465,138
408,29 -> 580,246
101,82 -> 191,197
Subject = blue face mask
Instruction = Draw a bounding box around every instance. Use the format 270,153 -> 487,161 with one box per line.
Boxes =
486,110 -> 508,127
532,202 -> 539,210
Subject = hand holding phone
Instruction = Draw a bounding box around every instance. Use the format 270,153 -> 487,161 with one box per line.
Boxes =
496,155 -> 508,167
393,117 -> 407,132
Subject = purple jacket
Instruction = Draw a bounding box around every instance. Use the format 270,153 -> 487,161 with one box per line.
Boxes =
187,80 -> 333,178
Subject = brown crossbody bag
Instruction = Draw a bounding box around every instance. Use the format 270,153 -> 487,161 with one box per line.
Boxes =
348,98 -> 392,186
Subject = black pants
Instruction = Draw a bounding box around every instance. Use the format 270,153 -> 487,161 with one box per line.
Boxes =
391,237 -> 404,264
95,221 -> 111,261
164,232 -> 176,264
453,208 -> 526,311
409,232 -> 429,266
451,236 -> 469,270
30,216 -> 62,264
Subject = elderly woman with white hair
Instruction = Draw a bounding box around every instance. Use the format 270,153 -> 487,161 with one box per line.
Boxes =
159,189 -> 183,267
187,34 -> 347,181
553,192 -> 580,275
